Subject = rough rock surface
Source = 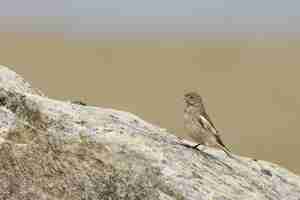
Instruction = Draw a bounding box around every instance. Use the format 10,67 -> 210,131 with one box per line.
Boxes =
0,65 -> 299,200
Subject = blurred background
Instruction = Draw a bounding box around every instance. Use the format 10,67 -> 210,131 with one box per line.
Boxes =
1,0 -> 300,174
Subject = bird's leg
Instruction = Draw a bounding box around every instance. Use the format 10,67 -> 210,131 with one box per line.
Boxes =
193,143 -> 202,149
193,143 -> 208,152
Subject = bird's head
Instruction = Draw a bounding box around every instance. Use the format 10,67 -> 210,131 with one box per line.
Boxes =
184,92 -> 203,106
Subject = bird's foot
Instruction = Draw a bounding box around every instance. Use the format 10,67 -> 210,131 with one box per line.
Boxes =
193,143 -> 202,149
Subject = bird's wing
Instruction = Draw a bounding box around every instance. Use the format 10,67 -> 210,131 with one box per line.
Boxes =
201,111 -> 218,132
197,114 -> 231,152
198,114 -> 218,134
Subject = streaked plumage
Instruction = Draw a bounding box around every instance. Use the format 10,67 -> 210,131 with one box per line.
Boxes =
184,92 -> 231,156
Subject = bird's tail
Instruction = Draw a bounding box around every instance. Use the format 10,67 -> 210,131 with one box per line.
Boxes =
212,134 -> 233,158
214,134 -> 231,152
216,143 -> 233,158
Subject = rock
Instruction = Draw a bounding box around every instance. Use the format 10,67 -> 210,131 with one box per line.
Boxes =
0,65 -> 299,200
0,66 -> 44,96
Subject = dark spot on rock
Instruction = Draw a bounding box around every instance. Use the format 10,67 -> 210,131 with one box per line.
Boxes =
104,128 -> 114,133
109,114 -> 119,120
132,119 -> 139,124
261,169 -> 272,177
71,100 -> 87,106
0,96 -> 7,106
162,159 -> 167,164
75,120 -> 87,125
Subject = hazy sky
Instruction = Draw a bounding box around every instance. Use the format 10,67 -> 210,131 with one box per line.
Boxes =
0,0 -> 299,38
1,0 -> 300,16
70,0 -> 300,17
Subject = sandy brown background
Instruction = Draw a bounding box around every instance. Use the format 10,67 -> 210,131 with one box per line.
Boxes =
1,32 -> 299,174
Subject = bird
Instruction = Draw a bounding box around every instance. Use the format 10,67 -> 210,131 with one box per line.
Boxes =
184,92 -> 232,157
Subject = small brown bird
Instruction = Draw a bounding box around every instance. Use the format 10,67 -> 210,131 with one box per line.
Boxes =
184,92 -> 231,156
